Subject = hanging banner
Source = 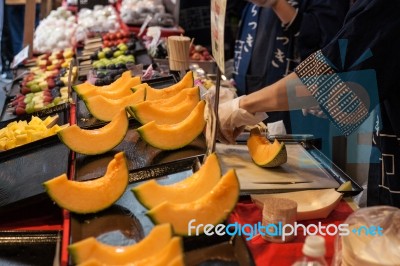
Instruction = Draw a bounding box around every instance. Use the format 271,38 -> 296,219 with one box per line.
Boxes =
211,0 -> 227,73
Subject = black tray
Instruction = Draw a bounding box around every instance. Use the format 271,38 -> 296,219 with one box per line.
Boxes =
0,230 -> 61,266
0,137 -> 70,214
69,155 -> 254,266
236,134 -> 363,197
74,74 -> 177,129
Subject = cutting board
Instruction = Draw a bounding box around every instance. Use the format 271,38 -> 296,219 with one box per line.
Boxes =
216,143 -> 339,194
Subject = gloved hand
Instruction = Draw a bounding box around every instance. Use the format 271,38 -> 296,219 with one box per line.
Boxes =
218,96 -> 268,144
248,0 -> 279,8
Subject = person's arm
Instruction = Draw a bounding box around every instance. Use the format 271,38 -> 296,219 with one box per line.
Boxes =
238,72 -> 318,114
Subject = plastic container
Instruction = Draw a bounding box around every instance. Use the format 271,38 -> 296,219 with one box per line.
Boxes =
292,235 -> 328,266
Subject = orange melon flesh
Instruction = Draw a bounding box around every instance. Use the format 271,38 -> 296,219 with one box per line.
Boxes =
137,100 -> 206,150
132,71 -> 194,100
76,237 -> 184,266
133,153 -> 221,209
127,90 -> 200,125
150,86 -> 200,107
79,76 -> 141,100
43,152 -> 128,214
69,224 -> 173,264
84,87 -> 145,121
147,169 -> 240,236
73,70 -> 132,95
57,109 -> 128,155
247,127 -> 287,167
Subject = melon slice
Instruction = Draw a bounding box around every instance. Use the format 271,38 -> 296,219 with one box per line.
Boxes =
151,86 -> 200,107
133,153 -> 221,209
69,223 -> 172,264
147,169 -> 240,236
84,87 -> 145,122
77,76 -> 141,100
73,70 -> 132,96
127,88 -> 200,125
137,100 -> 206,150
43,152 -> 128,214
247,127 -> 287,167
57,109 -> 128,155
132,71 -> 194,100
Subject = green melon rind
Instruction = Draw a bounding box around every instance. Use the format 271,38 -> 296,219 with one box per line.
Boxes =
253,143 -> 288,168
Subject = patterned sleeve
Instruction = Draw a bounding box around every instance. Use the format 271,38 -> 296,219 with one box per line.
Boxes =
295,50 -> 369,136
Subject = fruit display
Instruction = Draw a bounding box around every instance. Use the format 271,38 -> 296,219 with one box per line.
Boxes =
119,0 -> 175,27
189,44 -> 212,61
83,87 -> 145,121
9,49 -> 77,116
136,100 -> 206,150
146,169 -> 240,236
57,109 -> 128,155
247,127 -> 288,167
76,5 -> 120,34
69,224 -> 173,265
127,87 -> 200,125
133,153 -> 221,209
43,152 -> 129,214
0,115 -> 65,151
141,86 -> 200,108
102,30 -> 133,48
33,6 -> 77,53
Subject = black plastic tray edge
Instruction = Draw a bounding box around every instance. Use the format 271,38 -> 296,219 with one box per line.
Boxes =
0,230 -> 61,245
236,135 -> 363,197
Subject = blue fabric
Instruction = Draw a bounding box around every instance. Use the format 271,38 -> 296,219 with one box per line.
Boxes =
296,0 -> 400,207
232,4 -> 260,96
4,3 -> 41,57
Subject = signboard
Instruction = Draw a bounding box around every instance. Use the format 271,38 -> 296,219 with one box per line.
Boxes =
11,45 -> 29,69
210,0 -> 227,73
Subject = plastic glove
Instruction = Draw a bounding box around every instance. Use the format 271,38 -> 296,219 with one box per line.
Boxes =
218,96 -> 268,144
248,0 -> 279,8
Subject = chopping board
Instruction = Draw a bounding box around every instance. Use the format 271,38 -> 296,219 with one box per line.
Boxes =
216,143 -> 339,194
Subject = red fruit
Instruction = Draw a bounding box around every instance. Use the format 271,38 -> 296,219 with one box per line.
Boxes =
21,87 -> 31,94
109,33 -> 116,40
15,106 -> 26,116
43,95 -> 53,103
47,79 -> 55,89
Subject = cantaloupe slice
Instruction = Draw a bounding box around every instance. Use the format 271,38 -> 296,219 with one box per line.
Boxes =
73,70 -> 132,95
132,71 -> 194,100
76,237 -> 184,266
150,86 -> 200,107
137,100 -> 206,150
69,223 -> 173,264
84,87 -> 145,122
247,127 -> 287,167
77,76 -> 141,100
133,153 -> 221,209
43,152 -> 128,214
57,109 -> 128,155
147,169 -> 240,236
127,88 -> 200,125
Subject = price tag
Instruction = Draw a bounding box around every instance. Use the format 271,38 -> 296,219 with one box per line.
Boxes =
10,45 -> 29,69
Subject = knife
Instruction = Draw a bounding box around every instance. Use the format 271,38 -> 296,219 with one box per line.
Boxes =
252,181 -> 313,184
